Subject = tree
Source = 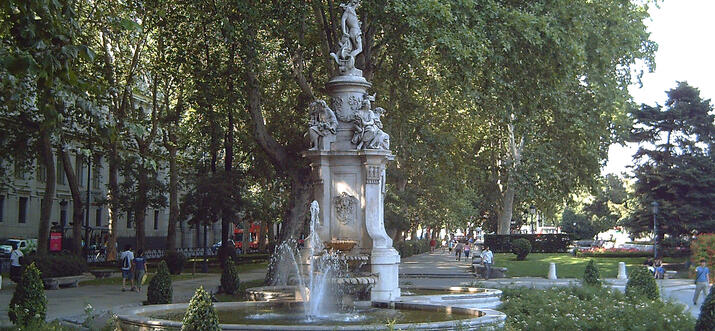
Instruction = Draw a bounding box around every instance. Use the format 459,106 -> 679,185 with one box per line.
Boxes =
627,82 -> 715,239
561,208 -> 596,240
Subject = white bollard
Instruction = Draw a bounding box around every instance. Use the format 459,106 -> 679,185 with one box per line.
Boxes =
617,262 -> 628,280
548,262 -> 558,280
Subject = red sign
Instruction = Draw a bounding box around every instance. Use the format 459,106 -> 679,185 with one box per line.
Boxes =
50,232 -> 62,252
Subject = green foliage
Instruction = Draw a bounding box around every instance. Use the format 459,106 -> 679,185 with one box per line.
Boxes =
217,244 -> 237,269
21,252 -> 88,278
499,286 -> 694,330
394,240 -> 430,258
180,171 -> 243,228
181,286 -> 220,331
625,266 -> 659,300
690,234 -> 715,282
511,239 -> 531,261
485,234 -> 571,253
164,251 -> 186,275
8,263 -> 47,326
147,261 -> 172,304
628,82 -> 715,237
560,208 -> 597,240
583,260 -> 601,286
220,259 -> 240,295
696,284 -> 715,331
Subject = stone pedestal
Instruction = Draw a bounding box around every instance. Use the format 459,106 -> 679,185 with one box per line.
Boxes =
547,262 -> 557,280
617,262 -> 628,280
303,72 -> 400,302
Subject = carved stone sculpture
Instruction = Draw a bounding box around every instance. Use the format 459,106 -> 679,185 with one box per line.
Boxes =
307,99 -> 338,150
310,200 -> 320,226
334,192 -> 358,225
330,0 -> 363,76
351,95 -> 390,150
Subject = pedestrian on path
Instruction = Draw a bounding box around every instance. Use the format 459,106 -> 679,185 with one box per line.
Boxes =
441,239 -> 447,252
9,243 -> 23,283
429,238 -> 437,253
464,243 -> 471,261
693,258 -> 710,305
448,240 -> 454,254
455,242 -> 464,261
120,245 -> 135,292
133,249 -> 148,293
481,246 -> 494,280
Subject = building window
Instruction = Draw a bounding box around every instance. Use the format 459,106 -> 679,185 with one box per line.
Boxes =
153,210 -> 159,230
96,208 -> 102,226
0,195 -> 4,222
92,157 -> 101,189
56,154 -> 65,185
18,197 -> 28,223
126,211 -> 133,229
75,154 -> 84,186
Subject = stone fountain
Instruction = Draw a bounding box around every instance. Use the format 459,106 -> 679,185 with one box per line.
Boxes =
303,0 -> 400,302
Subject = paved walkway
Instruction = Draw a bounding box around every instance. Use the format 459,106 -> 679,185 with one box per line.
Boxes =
399,251 -> 709,319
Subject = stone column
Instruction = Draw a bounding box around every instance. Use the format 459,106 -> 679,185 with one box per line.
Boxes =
617,262 -> 628,280
548,262 -> 558,280
362,150 -> 400,301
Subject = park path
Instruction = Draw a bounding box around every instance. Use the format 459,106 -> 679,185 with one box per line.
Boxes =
399,250 -> 708,319
0,270 -> 266,328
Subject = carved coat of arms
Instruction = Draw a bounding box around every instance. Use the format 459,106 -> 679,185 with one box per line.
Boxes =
333,192 -> 358,225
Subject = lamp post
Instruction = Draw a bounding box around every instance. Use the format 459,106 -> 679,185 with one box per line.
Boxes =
529,205 -> 536,234
651,201 -> 658,259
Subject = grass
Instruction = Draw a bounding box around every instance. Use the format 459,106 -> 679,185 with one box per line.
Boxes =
493,253 -> 686,278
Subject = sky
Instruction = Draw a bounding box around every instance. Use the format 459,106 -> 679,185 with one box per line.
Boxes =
603,0 -> 715,176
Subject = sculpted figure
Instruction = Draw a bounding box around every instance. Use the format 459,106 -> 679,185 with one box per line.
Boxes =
351,95 -> 390,150
310,200 -> 320,226
330,0 -> 363,75
307,100 -> 338,150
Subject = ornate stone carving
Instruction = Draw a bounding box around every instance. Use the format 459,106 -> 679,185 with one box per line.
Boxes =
310,200 -> 320,226
351,95 -> 390,150
366,165 -> 381,184
329,0 -> 363,76
307,99 -> 338,150
333,192 -> 358,225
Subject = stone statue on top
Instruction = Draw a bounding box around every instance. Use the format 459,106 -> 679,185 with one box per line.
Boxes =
330,0 -> 363,76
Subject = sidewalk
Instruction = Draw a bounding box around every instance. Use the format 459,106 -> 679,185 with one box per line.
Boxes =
0,270 -> 266,328
399,251 -> 707,319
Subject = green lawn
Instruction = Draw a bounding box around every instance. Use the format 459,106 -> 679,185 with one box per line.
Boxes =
492,253 -> 686,278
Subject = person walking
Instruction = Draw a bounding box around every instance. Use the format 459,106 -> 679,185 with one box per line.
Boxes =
481,246 -> 494,280
133,248 -> 148,292
448,240 -> 454,254
464,243 -> 471,262
693,258 -> 710,306
9,243 -> 23,283
120,245 -> 135,292
429,238 -> 437,253
454,241 -> 464,262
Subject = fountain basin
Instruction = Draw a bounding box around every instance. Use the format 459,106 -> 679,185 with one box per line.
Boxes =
115,301 -> 505,330
398,286 -> 502,310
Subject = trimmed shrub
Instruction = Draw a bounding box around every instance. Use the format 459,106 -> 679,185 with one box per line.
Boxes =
8,263 -> 47,326
218,245 -> 237,269
690,233 -> 714,281
696,284 -> 715,331
164,251 -> 186,275
625,266 -> 659,300
394,240 -> 430,258
220,259 -> 240,295
583,259 -> 601,286
511,239 -> 531,261
500,286 -> 694,330
147,261 -> 173,304
20,252 -> 88,278
182,286 -> 220,331
484,234 -> 571,253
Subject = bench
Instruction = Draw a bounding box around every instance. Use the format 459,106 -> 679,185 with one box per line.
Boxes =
90,269 -> 119,279
472,262 -> 507,278
43,275 -> 87,290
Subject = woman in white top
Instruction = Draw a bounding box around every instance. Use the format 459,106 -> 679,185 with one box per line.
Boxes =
9,244 -> 24,283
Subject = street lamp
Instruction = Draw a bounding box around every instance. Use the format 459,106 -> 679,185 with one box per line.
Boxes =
651,201 -> 659,259
529,205 -> 536,234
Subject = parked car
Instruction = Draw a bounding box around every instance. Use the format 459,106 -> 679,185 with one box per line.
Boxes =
211,240 -> 241,254
0,238 -> 38,257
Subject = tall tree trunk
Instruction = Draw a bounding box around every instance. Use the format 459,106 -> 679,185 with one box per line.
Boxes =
106,151 -> 119,261
166,144 -> 179,252
135,167 -> 149,251
60,149 -> 84,256
37,129 -> 56,256
497,121 -> 524,234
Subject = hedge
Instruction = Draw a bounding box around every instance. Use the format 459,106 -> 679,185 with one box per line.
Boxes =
484,234 -> 571,253
20,251 -> 88,278
394,240 -> 430,258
